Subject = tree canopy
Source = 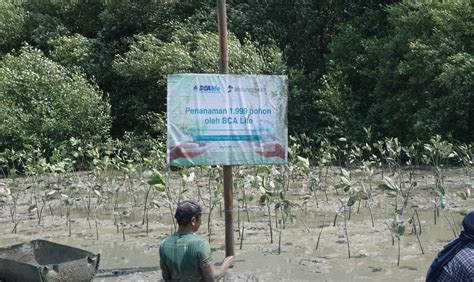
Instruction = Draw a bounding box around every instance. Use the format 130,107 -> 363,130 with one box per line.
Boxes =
0,46 -> 111,152
0,0 -> 472,151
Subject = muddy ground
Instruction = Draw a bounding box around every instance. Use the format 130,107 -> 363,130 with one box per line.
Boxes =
0,167 -> 472,281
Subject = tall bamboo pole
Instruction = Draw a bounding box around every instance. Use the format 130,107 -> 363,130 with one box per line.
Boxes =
217,0 -> 234,257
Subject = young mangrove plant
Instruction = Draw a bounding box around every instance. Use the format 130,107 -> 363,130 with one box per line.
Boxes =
257,165 -> 276,243
422,135 -> 455,222
318,138 -> 337,191
387,216 -> 406,267
378,176 -> 404,215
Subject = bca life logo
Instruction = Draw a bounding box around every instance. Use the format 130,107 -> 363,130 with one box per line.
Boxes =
193,84 -> 221,93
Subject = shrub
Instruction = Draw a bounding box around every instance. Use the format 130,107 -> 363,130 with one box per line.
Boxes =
0,46 -> 111,153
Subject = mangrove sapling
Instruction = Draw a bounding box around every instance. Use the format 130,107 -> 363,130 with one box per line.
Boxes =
387,216 -> 406,266
442,212 -> 458,237
335,137 -> 350,176
114,214 -> 119,233
95,214 -> 99,240
0,184 -> 12,211
11,218 -> 22,234
404,142 -> 422,187
318,139 -> 337,189
203,166 -> 218,241
258,180 -> 274,243
256,166 -> 277,242
455,144 -> 473,177
340,177 -> 368,256
294,156 -> 320,209
278,228 -> 282,255
378,176 -> 403,215
433,186 -> 458,236
385,221 -> 396,246
401,182 -> 417,211
237,198 -> 242,237
195,166 -> 208,203
423,136 -> 456,222
44,189 -> 60,217
358,184 -> 374,227
315,216 -> 326,250
151,169 -> 176,232
408,213 -> 424,255
63,195 -> 74,237
36,196 -> 46,225
297,213 -> 311,233
414,209 -> 422,235
120,212 -> 127,242
238,169 -> 253,222
333,168 -> 353,223
333,209 -> 340,227
0,153 -> 7,178
361,160 -> 375,192
342,203 -> 351,259
143,178 -> 155,225
292,133 -> 318,163
147,171 -> 167,224
275,199 -> 297,230
239,219 -> 245,250
302,194 -> 311,216
177,167 -> 194,204
309,174 -> 327,204
120,159 -> 140,207
373,140 -> 387,179
385,137 -> 403,178
207,184 -> 223,243
456,187 -> 472,216
146,200 -> 161,236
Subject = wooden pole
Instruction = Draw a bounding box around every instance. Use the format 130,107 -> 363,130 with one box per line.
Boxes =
217,0 -> 234,257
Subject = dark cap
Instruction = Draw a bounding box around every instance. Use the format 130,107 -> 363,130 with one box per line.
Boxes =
175,200 -> 202,226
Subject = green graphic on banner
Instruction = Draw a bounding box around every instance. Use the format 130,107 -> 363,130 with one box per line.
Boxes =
167,74 -> 288,166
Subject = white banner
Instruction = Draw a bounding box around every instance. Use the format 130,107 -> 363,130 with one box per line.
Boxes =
167,74 -> 288,166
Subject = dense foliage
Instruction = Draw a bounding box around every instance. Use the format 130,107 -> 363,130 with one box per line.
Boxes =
0,46 -> 111,152
326,2 -> 473,142
0,0 -> 472,161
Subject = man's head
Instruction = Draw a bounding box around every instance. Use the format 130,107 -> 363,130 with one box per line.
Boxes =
462,211 -> 474,235
175,200 -> 202,230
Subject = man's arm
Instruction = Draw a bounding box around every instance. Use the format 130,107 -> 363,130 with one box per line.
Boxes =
159,246 -> 172,280
160,259 -> 172,280
201,256 -> 234,281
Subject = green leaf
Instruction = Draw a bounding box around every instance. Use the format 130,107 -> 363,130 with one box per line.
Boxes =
154,184 -> 166,192
257,166 -> 271,175
456,191 -> 467,200
28,204 -> 37,212
93,189 -> 101,197
148,173 -> 165,186
347,196 -> 357,207
359,191 -> 370,200
435,186 -> 446,196
397,223 -> 406,236
378,184 -> 397,196
341,168 -> 350,179
383,177 -> 399,191
182,172 -> 195,183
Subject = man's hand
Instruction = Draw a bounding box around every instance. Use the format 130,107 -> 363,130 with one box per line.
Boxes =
222,256 -> 235,269
169,142 -> 208,161
254,142 -> 286,159
202,255 -> 235,281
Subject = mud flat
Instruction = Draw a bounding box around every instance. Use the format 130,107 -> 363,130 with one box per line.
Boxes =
0,168 -> 472,281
